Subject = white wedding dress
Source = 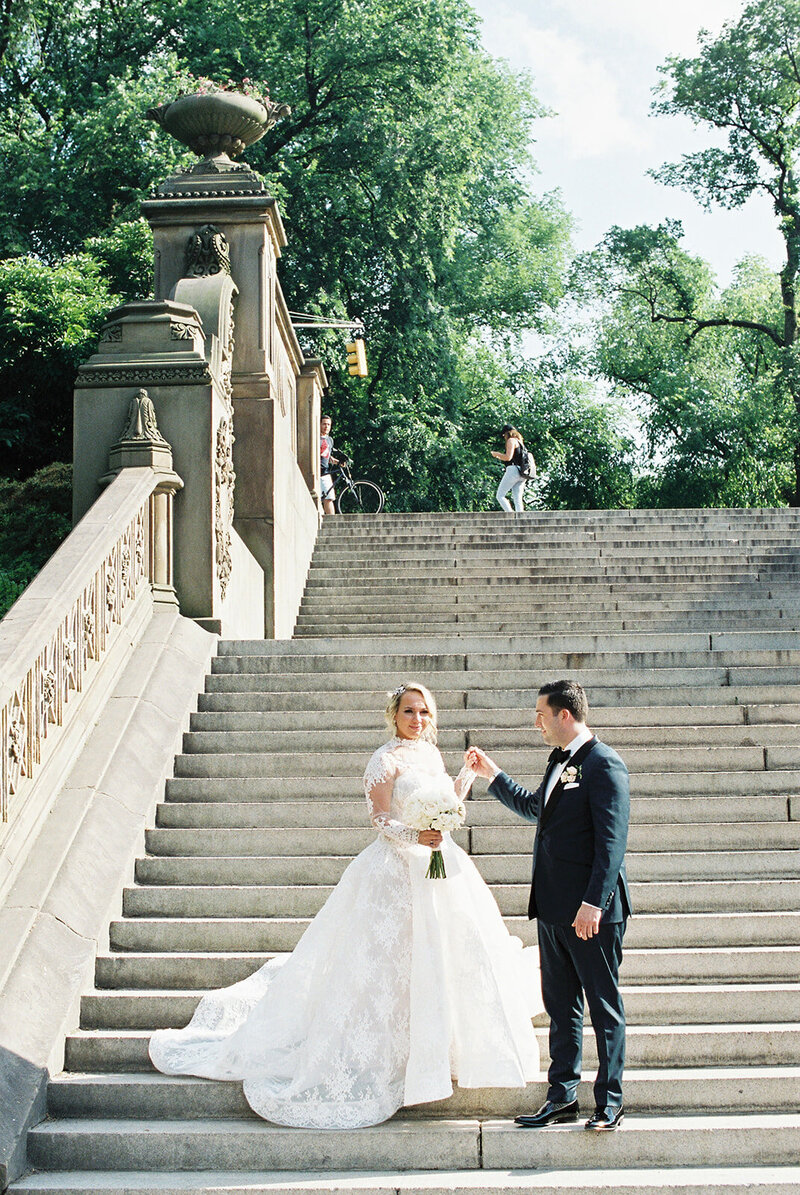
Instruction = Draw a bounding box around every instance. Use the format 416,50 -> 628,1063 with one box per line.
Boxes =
149,736 -> 542,1128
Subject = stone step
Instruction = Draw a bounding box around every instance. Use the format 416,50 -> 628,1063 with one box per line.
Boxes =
301,577 -> 795,595
301,561 -> 798,579
208,644 -> 800,671
62,1026 -> 800,1074
45,1067 -> 800,1121
299,580 -> 791,600
305,542 -> 800,560
134,848 -> 800,887
178,723 -> 800,750
306,568 -> 800,585
194,687 -> 800,714
188,703 -> 800,730
294,583 -> 800,603
172,745 -> 800,776
315,518 -> 800,532
142,822 -> 800,859
122,879 -> 800,918
77,984 -> 800,1031
294,592 -> 800,613
471,686 -> 800,709
314,525 -> 800,539
107,911 -> 800,953
93,946 -> 800,991
201,667 -> 800,694
198,682 -> 800,709
13,1166 -> 800,1195
154,794 -> 794,826
304,568 -> 795,586
24,1114 -> 800,1173
315,526 -> 800,539
293,624 -> 800,641
313,526 -> 800,542
144,827 -> 800,866
164,767 -> 800,797
293,614 -> 798,628
302,560 -> 800,579
307,542 -> 800,558
316,508 -> 800,522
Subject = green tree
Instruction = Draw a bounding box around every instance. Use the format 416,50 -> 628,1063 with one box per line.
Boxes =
641,0 -> 800,502
0,253 -> 118,475
0,0 -> 576,511
0,461 -> 72,616
577,222 -> 794,506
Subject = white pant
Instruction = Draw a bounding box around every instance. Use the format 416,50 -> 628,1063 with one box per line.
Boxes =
496,465 -> 526,512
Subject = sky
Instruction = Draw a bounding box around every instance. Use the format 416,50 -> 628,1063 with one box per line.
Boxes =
469,0 -> 784,286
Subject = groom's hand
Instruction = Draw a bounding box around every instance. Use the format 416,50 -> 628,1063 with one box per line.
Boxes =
573,903 -> 602,940
466,747 -> 500,780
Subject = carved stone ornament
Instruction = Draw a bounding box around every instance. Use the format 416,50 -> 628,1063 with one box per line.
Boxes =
214,417 -> 235,599
146,90 -> 290,161
170,322 -> 196,341
186,225 -> 232,278
8,717 -> 25,762
42,669 -> 57,708
79,365 -> 213,387
120,389 -> 169,446
100,323 -> 123,344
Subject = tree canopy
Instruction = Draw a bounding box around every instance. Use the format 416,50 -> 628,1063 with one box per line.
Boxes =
576,222 -> 794,507
639,0 -> 800,502
4,0 -> 799,518
0,0 -> 598,511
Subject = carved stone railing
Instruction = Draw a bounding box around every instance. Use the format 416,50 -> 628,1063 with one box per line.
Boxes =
0,465 -> 180,864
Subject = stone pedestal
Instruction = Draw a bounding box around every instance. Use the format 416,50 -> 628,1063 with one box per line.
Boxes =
138,158 -> 324,636
74,140 -> 325,638
73,301 -> 264,637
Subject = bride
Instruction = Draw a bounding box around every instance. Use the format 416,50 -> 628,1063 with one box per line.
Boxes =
149,681 -> 542,1128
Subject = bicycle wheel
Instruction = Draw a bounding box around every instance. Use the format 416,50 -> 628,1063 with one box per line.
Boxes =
337,480 -> 385,514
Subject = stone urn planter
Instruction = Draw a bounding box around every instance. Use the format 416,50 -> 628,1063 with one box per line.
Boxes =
147,90 -> 290,161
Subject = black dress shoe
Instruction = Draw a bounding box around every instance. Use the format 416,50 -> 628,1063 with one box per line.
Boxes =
515,1099 -> 580,1127
585,1105 -> 624,1130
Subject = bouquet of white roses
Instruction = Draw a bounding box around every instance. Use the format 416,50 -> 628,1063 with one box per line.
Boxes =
403,782 -> 466,879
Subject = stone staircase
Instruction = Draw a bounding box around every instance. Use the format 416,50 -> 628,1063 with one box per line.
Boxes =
13,509 -> 800,1194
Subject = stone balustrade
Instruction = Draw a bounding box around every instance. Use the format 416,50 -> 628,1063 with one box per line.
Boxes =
0,465 -> 179,892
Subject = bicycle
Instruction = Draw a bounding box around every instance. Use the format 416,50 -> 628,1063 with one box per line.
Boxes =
332,457 -> 385,514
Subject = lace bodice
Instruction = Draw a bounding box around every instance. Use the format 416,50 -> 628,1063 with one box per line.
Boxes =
363,737 -> 475,845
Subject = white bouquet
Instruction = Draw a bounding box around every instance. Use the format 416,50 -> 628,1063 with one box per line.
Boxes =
403,782 -> 466,878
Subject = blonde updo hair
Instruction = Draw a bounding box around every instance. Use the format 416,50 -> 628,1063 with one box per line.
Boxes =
385,681 -> 438,743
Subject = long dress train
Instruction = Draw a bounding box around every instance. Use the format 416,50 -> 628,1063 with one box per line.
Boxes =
149,736 -> 542,1128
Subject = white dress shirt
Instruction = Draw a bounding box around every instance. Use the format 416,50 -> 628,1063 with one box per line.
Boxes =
543,727 -> 593,804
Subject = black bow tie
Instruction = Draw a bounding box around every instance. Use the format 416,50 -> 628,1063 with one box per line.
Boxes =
548,747 -> 572,765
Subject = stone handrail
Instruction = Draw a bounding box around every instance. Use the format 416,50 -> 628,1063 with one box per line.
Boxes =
0,467 -> 176,833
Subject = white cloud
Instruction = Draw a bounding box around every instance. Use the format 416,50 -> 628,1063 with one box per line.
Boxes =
478,9 -> 646,157
550,0 -> 746,54
469,0 -> 781,281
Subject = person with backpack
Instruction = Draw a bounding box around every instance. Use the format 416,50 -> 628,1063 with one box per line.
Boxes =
492,424 -> 535,512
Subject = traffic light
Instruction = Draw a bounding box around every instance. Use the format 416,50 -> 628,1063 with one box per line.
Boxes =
346,338 -> 368,377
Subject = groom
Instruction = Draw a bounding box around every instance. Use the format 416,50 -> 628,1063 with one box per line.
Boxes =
468,679 -> 631,1131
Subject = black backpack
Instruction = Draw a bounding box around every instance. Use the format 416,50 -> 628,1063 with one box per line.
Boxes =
514,443 -> 536,478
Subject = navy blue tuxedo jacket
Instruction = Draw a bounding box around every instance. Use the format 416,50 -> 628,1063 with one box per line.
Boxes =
489,736 -> 632,925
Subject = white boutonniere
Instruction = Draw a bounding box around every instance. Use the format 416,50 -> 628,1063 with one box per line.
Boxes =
560,765 -> 581,787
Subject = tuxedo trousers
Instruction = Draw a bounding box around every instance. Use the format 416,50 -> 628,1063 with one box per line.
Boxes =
537,919 -> 626,1108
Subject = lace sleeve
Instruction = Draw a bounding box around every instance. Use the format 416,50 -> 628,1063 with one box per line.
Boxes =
363,746 -> 419,846
454,764 -> 476,799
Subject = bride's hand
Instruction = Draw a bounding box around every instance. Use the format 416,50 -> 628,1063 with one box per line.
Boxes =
465,746 -> 500,780
418,829 -> 443,848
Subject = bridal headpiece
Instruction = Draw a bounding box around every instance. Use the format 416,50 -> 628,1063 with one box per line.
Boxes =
390,684 -> 407,698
